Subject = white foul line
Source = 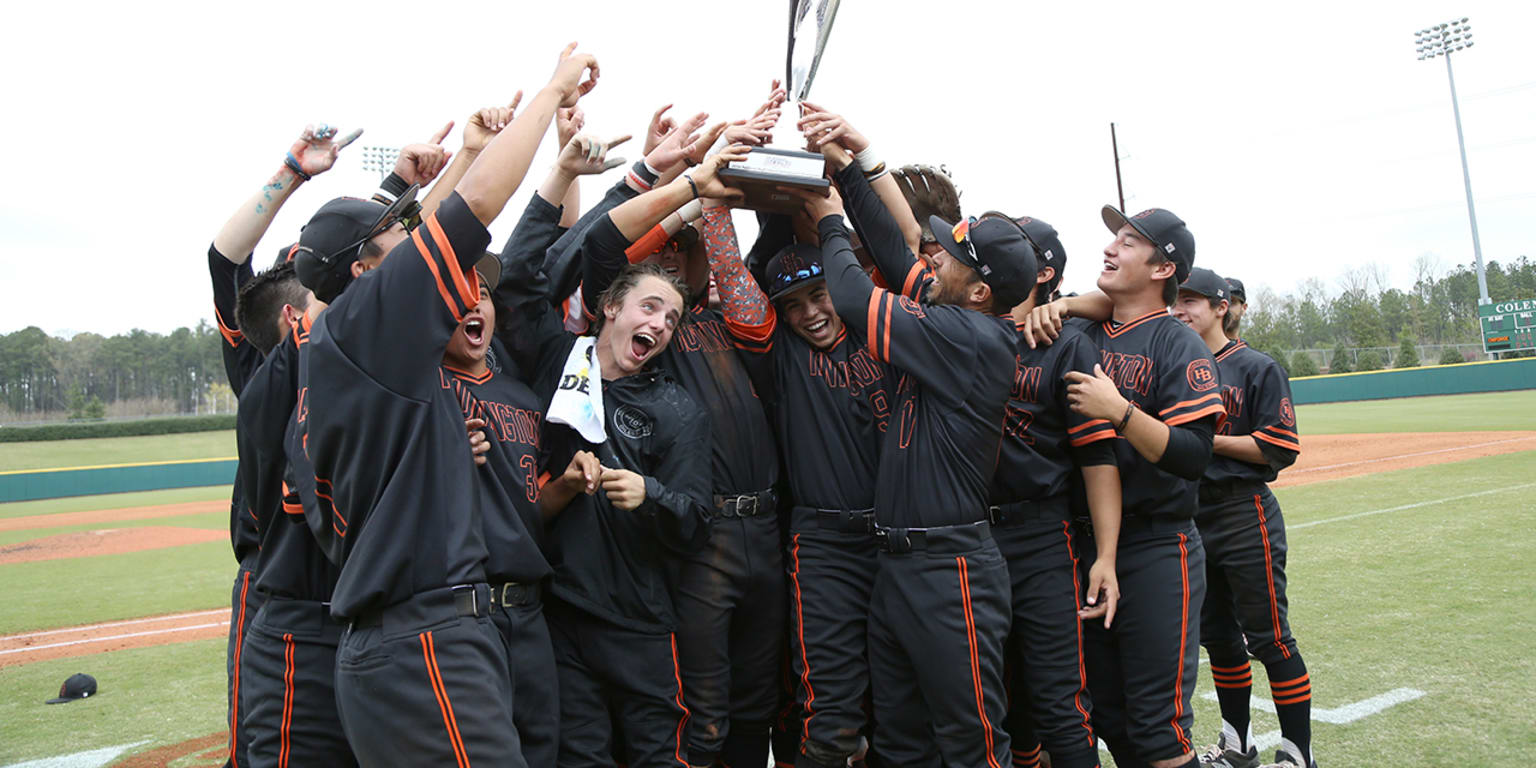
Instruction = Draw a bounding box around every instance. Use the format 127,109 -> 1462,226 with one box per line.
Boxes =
1201,687 -> 1427,724
0,621 -> 228,656
1285,435 -> 1535,475
1289,482 -> 1535,531
0,609 -> 226,641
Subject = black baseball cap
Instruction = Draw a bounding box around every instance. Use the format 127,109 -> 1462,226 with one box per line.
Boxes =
764,244 -> 826,301
293,185 -> 420,303
1101,206 -> 1196,284
930,215 -> 1039,310
1225,277 -> 1247,303
1179,267 -> 1229,302
47,673 -> 97,704
985,212 -> 1066,293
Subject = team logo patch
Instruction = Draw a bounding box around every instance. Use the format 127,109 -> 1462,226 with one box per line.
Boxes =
1134,209 -> 1156,219
1280,396 -> 1296,427
1186,358 -> 1218,392
612,404 -> 654,439
896,295 -> 926,318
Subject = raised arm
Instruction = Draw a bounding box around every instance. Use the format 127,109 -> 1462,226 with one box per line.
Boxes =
421,98 -> 521,218
213,124 -> 360,262
799,102 -> 923,255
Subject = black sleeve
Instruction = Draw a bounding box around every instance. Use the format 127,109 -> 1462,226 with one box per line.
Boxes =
495,194 -> 571,379
1154,418 -> 1216,480
209,245 -> 263,394
745,212 -> 794,294
542,177 -> 641,303
832,163 -> 931,302
578,215 -> 635,318
1070,439 -> 1118,468
322,192 -> 491,399
1248,358 -> 1301,467
641,394 -> 712,555
818,214 -> 985,407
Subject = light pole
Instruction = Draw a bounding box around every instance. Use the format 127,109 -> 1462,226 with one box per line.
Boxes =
358,145 -> 401,180
1415,17 -> 1489,306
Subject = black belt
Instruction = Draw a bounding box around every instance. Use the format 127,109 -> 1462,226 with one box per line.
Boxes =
987,496 -> 1070,527
712,489 -> 778,518
794,506 -> 875,533
489,581 -> 540,609
874,520 -> 991,554
1077,514 -> 1194,539
1197,480 -> 1267,505
350,584 -> 491,630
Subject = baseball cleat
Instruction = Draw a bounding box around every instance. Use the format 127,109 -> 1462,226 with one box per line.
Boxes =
1196,728 -> 1259,768
1258,746 -> 1315,768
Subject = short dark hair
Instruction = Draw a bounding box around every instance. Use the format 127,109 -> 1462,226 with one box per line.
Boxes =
1149,252 -> 1179,306
592,263 -> 691,336
1222,305 -> 1242,336
235,261 -> 309,354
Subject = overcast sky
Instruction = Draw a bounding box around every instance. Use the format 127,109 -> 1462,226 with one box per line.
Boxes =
3,0 -> 1532,338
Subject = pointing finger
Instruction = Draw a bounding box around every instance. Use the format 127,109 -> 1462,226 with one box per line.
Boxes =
429,121 -> 454,145
336,128 -> 363,149
508,90 -> 524,112
605,134 -> 633,150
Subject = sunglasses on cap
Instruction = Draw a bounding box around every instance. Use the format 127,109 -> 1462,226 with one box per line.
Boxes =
771,263 -> 825,294
949,217 -> 994,277
331,201 -> 423,261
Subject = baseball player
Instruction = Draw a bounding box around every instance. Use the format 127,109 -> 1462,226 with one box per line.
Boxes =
792,178 -> 1037,768
1028,207 -> 1222,768
969,212 -> 1120,768
571,143 -> 787,766
206,123 -> 358,768
1222,278 -> 1247,342
295,47 -> 597,767
699,187 -> 895,766
1170,269 -> 1312,768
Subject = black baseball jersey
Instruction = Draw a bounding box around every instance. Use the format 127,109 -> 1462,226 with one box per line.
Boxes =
210,245 -> 264,565
992,323 -> 1118,504
726,313 -> 893,512
581,216 -> 780,496
304,193 -> 494,619
818,215 -> 1015,528
1077,311 -> 1226,518
443,363 -> 552,584
1204,340 -> 1300,486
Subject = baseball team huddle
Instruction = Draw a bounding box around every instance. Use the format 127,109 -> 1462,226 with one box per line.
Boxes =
209,45 -> 1316,768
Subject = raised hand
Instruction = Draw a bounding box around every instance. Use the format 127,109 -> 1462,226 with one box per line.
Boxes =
557,106 -> 585,149
783,183 -> 843,224
548,42 -> 600,108
682,121 -> 730,167
643,104 -> 676,155
465,94 -> 523,153
686,144 -> 751,201
797,101 -> 870,153
287,123 -> 363,178
558,133 -> 632,176
645,111 -> 709,173
394,122 -> 454,187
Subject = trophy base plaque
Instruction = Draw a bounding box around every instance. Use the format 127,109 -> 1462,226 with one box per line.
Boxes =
719,147 -> 829,213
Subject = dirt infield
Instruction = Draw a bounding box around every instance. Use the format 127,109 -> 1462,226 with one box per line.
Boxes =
113,732 -> 227,767
0,527 -> 226,565
0,609 -> 228,669
0,499 -> 224,532
1274,431 -> 1536,488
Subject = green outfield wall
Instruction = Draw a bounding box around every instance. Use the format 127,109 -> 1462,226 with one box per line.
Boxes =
0,458 -> 237,502
1290,357 -> 1536,404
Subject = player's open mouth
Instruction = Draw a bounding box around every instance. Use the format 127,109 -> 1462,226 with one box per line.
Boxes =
1102,259 -> 1119,273
464,319 -> 485,346
662,265 -> 681,277
630,332 -> 658,360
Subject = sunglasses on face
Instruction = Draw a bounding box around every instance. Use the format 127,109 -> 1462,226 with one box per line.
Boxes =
949,217 -> 992,277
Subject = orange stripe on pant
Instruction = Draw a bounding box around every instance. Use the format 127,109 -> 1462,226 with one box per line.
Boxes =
956,556 -> 1003,768
669,634 -> 692,767
1061,522 -> 1095,746
281,633 -> 295,768
419,632 -> 471,768
1254,495 -> 1292,659
1169,533 -> 1193,755
788,535 -> 818,744
228,570 -> 251,765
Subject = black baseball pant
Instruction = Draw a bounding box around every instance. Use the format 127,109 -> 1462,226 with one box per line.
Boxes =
1196,487 -> 1296,667
785,508 -> 880,768
224,560 -> 264,768
489,586 -> 561,768
1080,517 -> 1205,767
547,601 -> 691,768
334,585 -> 523,768
867,521 -> 1012,768
992,504 -> 1099,768
674,513 -> 785,766
241,596 -> 355,767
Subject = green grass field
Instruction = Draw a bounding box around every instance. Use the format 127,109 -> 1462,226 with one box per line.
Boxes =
0,395 -> 1532,766
0,429 -> 235,471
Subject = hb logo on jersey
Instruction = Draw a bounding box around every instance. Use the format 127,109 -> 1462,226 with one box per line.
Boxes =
1280,396 -> 1296,427
1186,358 -> 1217,392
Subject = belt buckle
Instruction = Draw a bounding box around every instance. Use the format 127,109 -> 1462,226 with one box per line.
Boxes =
877,527 -> 912,554
737,495 -> 757,516
453,584 -> 479,616
987,505 -> 1003,526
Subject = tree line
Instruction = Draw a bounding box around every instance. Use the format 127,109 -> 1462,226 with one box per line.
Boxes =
1,256 -> 1531,422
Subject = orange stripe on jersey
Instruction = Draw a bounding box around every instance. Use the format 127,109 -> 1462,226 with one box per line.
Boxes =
865,292 -> 882,359
1158,392 -> 1223,417
214,306 -> 244,347
881,292 -> 894,362
1215,341 -> 1248,361
901,262 -> 928,300
1103,308 -> 1169,338
1166,403 -> 1227,428
427,215 -> 479,312
413,228 -> 464,323
1265,426 -> 1300,439
1068,418 -> 1112,434
1253,431 -> 1301,452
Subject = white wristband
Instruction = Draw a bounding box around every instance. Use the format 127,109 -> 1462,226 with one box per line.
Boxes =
855,146 -> 882,173
678,198 -> 704,223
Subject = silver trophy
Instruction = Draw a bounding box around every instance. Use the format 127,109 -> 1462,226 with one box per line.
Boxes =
720,0 -> 843,212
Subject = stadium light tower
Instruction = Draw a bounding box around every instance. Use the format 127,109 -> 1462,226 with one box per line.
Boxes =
1415,17 -> 1489,306
358,145 -> 401,180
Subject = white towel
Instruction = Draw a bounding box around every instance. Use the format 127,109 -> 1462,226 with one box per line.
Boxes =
548,336 -> 606,443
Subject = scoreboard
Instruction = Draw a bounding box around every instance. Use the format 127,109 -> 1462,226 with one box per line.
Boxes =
1480,298 -> 1536,354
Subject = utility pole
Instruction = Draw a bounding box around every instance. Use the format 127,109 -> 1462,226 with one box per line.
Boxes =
1110,123 -> 1126,213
